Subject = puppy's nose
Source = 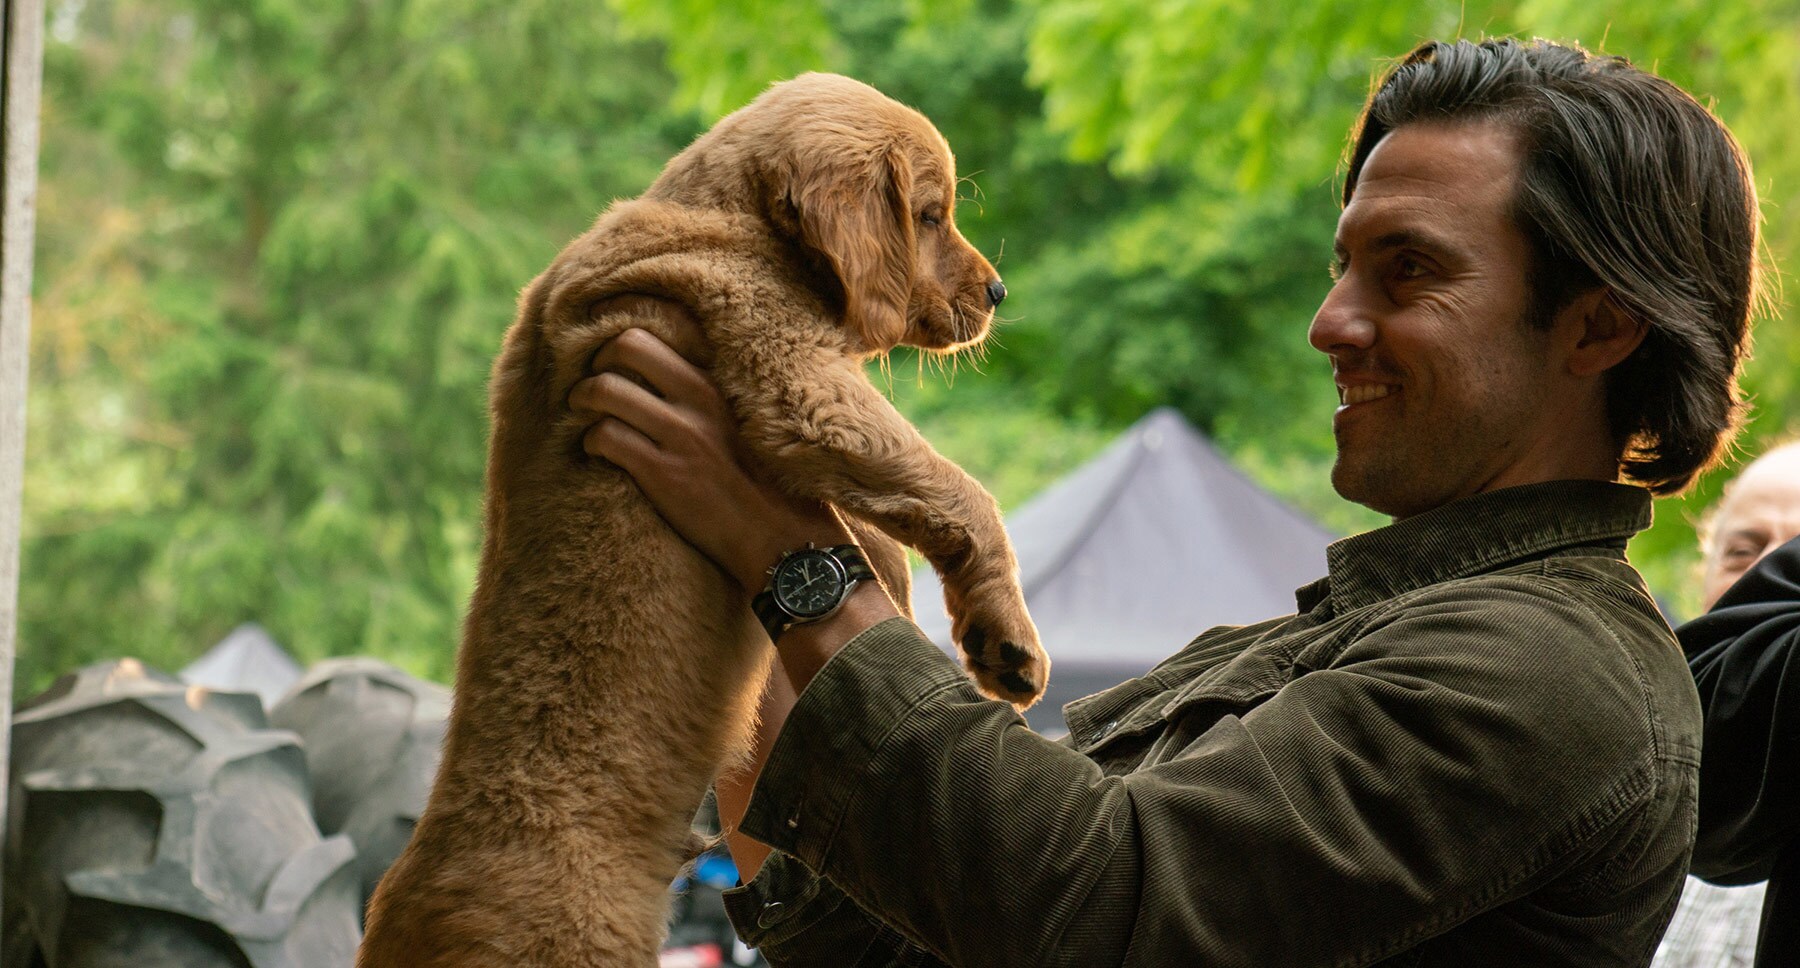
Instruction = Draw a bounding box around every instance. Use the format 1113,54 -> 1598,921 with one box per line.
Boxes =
985,279 -> 1007,307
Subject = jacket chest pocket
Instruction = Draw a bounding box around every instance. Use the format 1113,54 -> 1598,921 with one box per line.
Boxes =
1144,688 -> 1284,761
1066,632 -> 1316,761
1076,681 -> 1284,768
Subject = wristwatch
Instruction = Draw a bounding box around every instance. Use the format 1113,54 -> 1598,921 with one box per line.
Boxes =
751,543 -> 875,643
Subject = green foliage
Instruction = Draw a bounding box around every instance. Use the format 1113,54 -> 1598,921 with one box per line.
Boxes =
23,0 -> 701,691
19,0 -> 1798,694
603,0 -> 837,117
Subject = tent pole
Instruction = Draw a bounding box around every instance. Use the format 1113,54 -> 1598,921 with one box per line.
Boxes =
0,0 -> 46,927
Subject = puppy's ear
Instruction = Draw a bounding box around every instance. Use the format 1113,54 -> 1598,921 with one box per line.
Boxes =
793,146 -> 915,352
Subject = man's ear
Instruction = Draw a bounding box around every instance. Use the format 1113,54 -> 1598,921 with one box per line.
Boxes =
1565,288 -> 1649,377
792,145 -> 915,352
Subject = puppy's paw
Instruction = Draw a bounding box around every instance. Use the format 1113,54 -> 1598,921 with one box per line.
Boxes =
951,593 -> 1048,710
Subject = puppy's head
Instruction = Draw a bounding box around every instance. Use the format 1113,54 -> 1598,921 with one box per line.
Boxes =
652,73 -> 1005,356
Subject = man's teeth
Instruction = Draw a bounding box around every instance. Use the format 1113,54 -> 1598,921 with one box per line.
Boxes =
1342,384 -> 1394,405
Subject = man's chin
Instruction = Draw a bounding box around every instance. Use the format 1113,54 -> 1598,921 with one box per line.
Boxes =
1331,457 -> 1413,520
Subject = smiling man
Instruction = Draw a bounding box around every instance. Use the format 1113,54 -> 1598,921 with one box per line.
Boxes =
570,38 -> 1764,967
1315,121 -> 1640,519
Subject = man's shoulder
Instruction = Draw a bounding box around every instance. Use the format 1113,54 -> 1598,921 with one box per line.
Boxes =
1377,550 -> 1664,641
1348,554 -> 1700,760
1355,554 -> 1675,669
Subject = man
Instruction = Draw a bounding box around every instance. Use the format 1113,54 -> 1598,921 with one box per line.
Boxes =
1651,442 -> 1800,968
1697,442 -> 1800,612
570,38 -> 1763,965
1679,441 -> 1800,967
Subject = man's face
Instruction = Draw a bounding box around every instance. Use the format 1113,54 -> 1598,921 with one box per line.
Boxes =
1310,121 -> 1576,520
1701,445 -> 1800,609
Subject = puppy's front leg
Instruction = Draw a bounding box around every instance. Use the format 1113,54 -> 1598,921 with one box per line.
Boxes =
847,518 -> 913,622
732,357 -> 1046,708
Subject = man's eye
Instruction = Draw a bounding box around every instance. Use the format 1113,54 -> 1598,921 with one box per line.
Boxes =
1723,543 -> 1764,564
1395,256 -> 1429,279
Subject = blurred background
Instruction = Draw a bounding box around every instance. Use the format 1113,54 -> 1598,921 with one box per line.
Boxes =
16,0 -> 1800,697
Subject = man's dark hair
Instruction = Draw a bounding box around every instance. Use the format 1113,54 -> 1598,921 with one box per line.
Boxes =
1344,38 -> 1767,495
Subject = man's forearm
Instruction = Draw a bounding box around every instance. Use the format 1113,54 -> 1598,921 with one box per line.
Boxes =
717,660 -> 792,880
718,582 -> 897,879
772,581 -> 899,692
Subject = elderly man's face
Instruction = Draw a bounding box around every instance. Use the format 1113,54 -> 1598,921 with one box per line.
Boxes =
1702,445 -> 1800,609
1310,121 -> 1582,519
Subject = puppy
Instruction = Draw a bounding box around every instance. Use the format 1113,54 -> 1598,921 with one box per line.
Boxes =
357,73 -> 1046,967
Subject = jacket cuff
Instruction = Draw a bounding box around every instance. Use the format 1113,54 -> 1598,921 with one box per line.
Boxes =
721,851 -> 843,950
739,616 -> 975,872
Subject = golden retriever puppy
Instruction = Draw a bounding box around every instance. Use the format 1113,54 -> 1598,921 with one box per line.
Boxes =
356,73 -> 1045,968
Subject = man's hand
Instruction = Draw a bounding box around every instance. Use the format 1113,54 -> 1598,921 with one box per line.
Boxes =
567,328 -> 852,592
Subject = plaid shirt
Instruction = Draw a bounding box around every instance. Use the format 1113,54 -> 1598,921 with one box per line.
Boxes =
723,481 -> 1701,967
1650,877 -> 1763,968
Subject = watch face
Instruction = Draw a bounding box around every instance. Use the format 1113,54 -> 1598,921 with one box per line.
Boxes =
773,549 -> 848,619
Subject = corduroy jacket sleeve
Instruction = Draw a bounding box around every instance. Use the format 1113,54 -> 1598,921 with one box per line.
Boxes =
724,574 -> 1692,968
1682,535 -> 1800,884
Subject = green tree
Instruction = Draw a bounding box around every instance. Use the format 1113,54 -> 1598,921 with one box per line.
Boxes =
22,0 -> 701,692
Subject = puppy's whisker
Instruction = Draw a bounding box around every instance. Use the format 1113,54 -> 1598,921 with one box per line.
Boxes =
969,340 -> 991,368
877,352 -> 895,395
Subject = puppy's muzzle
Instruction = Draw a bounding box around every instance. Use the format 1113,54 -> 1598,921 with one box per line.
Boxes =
985,279 -> 1007,307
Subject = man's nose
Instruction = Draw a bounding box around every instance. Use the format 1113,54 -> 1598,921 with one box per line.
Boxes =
1307,279 -> 1376,353
986,279 -> 1007,307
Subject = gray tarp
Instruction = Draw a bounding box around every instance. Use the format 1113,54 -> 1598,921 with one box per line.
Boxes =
910,407 -> 1335,733
181,622 -> 303,709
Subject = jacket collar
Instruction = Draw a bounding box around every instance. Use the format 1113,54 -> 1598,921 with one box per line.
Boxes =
1295,480 -> 1653,614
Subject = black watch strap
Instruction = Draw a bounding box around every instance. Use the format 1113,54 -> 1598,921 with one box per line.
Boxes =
751,544 -> 876,643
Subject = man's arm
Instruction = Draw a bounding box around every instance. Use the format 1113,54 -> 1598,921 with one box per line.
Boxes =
716,607 -> 889,880
1680,535 -> 1800,884
725,583 -> 1678,967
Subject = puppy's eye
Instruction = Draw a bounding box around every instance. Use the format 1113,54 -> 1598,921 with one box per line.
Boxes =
920,210 -> 942,227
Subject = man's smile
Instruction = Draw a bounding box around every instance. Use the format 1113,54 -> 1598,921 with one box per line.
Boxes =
1335,380 -> 1400,414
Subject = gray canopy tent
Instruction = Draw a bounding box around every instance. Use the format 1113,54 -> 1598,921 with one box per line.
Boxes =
181,622 -> 304,709
909,407 -> 1336,734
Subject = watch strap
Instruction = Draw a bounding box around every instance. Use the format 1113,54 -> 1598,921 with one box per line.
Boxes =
751,544 -> 874,642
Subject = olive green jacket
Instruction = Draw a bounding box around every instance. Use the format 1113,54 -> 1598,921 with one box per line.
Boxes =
721,481 -> 1701,967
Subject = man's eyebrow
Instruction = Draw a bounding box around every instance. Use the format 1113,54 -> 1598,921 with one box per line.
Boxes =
1335,221 -> 1468,258
1368,228 -> 1466,261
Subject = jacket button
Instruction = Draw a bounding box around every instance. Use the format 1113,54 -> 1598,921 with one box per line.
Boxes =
757,901 -> 785,929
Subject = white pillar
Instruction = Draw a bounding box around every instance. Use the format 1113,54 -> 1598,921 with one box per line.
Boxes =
0,0 -> 46,924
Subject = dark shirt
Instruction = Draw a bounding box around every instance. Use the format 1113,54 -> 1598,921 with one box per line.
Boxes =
1682,534 -> 1800,966
724,481 -> 1701,967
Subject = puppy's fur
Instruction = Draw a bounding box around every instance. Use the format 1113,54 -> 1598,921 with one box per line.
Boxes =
357,74 -> 1045,967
